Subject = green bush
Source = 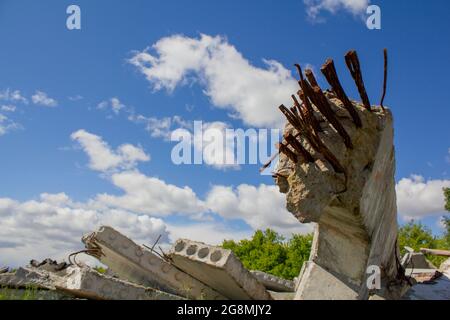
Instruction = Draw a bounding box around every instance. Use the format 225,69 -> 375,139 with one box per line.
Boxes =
222,229 -> 312,280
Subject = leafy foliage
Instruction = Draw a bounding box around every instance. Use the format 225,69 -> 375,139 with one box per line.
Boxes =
444,187 -> 450,212
398,220 -> 449,267
222,229 -> 312,280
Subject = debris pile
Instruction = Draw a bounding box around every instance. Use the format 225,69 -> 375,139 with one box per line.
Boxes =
1,226 -> 292,300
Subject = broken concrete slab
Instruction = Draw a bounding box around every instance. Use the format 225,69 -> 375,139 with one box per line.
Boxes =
294,261 -> 359,300
58,266 -> 183,300
402,252 -> 436,269
250,270 -> 295,292
169,239 -> 272,300
29,259 -> 69,274
0,267 -> 8,274
82,226 -> 226,300
440,258 -> 450,273
0,267 -> 67,290
268,290 -> 295,300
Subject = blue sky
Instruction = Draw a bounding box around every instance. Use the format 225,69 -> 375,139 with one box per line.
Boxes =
0,0 -> 449,265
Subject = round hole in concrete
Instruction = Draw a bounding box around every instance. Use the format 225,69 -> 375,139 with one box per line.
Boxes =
174,241 -> 186,252
186,244 -> 198,256
198,247 -> 210,259
210,250 -> 223,262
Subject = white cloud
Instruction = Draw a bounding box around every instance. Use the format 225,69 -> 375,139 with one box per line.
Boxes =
446,148 -> 450,164
1,105 -> 16,112
129,114 -> 191,140
94,170 -> 207,217
206,184 -> 312,237
304,0 -> 370,21
184,121 -> 240,170
97,97 -> 126,114
0,194 -> 168,266
0,113 -> 20,136
0,88 -> 28,104
31,90 -> 58,107
71,129 -> 150,172
396,175 -> 450,220
129,34 -> 298,128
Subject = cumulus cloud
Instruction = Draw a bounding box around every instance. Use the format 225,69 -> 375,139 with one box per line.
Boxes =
0,194 -> 168,266
0,88 -> 28,104
396,175 -> 450,220
94,170 -> 207,217
71,129 -> 150,172
31,90 -> 58,107
129,34 -> 298,128
97,97 -> 126,114
304,0 -> 370,21
206,184 -> 313,237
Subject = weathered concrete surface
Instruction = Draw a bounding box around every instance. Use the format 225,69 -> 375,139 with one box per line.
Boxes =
295,261 -> 359,300
275,94 -> 409,299
29,259 -> 69,274
83,226 -> 225,300
250,270 -> 295,292
402,252 -> 436,269
169,239 -> 272,300
268,290 -> 296,300
440,258 -> 450,273
0,267 -> 66,290
58,266 -> 182,300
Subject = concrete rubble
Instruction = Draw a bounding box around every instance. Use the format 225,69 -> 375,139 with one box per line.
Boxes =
250,270 -> 295,292
168,239 -> 272,300
82,226 -> 226,300
59,266 -> 182,300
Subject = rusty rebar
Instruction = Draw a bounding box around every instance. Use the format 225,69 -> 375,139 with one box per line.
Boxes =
321,58 -> 362,127
285,133 -> 314,162
279,143 -> 297,163
305,68 -> 319,87
345,50 -> 371,111
279,102 -> 345,173
287,63 -> 346,173
380,48 -> 388,112
301,79 -> 353,149
292,93 -> 322,133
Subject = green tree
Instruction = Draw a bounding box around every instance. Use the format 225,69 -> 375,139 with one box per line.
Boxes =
222,229 -> 312,280
444,187 -> 450,212
398,220 -> 448,267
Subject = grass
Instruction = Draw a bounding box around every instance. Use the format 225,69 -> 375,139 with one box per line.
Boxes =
0,286 -> 41,300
